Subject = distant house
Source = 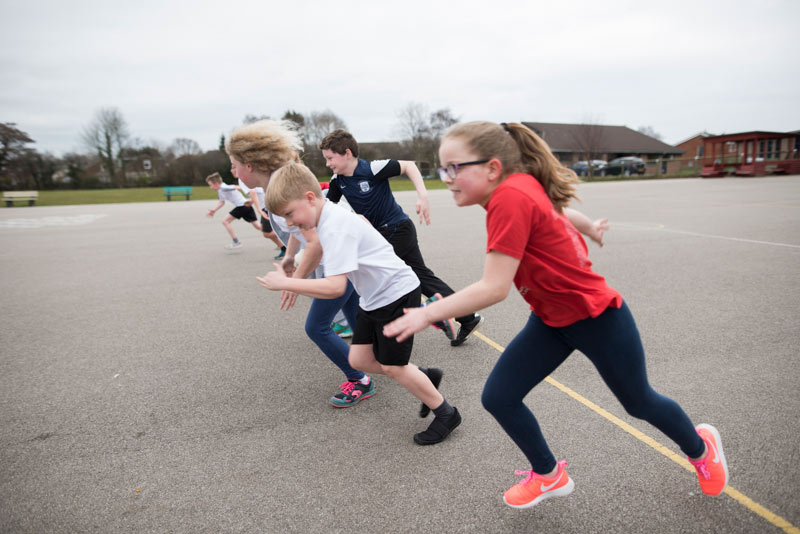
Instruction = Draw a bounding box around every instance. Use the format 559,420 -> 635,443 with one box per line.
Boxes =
700,130 -> 800,177
674,132 -> 714,171
521,122 -> 684,174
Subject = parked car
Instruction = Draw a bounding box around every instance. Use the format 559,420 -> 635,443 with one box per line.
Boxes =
601,157 -> 646,176
569,160 -> 607,177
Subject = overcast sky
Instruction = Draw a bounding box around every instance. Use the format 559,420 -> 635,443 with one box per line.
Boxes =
1,0 -> 798,156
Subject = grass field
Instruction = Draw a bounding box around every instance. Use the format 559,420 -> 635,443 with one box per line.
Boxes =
3,178 -> 451,207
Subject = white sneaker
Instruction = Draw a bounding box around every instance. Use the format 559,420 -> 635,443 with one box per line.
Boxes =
225,242 -> 243,250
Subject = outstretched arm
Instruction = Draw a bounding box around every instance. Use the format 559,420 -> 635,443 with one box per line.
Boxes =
383,250 -> 520,342
257,268 -> 348,300
564,207 -> 609,247
207,200 -> 225,217
399,160 -> 430,225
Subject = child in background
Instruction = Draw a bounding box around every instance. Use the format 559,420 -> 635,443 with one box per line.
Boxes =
205,172 -> 261,250
384,121 -> 728,506
258,163 -> 461,445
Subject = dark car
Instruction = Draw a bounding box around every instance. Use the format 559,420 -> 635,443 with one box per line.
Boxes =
601,157 -> 646,176
569,160 -> 607,177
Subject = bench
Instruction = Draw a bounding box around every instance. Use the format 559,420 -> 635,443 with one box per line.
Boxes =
3,190 -> 38,207
163,186 -> 193,201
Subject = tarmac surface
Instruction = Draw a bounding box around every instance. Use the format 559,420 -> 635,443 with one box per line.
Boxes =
1,176 -> 799,533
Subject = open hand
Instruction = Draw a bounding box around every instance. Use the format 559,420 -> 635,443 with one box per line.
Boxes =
382,306 -> 431,342
256,263 -> 288,291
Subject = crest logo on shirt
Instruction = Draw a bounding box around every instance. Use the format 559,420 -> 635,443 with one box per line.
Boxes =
359,181 -> 370,192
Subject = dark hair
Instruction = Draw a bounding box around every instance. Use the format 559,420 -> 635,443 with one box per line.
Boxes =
319,129 -> 359,158
443,121 -> 579,212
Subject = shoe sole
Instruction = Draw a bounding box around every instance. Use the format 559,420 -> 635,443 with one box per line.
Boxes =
696,423 -> 729,496
503,477 -> 575,509
329,390 -> 374,408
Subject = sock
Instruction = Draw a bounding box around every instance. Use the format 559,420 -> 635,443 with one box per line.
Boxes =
358,375 -> 370,385
432,399 -> 454,418
281,246 -> 286,252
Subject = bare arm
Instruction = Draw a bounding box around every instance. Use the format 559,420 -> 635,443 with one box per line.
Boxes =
563,207 -> 609,247
383,250 -> 520,342
257,268 -> 348,300
207,200 -> 225,217
398,160 -> 430,225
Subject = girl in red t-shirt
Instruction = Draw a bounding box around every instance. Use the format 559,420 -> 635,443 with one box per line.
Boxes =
384,121 -> 728,509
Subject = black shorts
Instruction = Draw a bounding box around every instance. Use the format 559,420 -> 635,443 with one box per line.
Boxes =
260,216 -> 272,233
352,286 -> 421,366
230,205 -> 257,222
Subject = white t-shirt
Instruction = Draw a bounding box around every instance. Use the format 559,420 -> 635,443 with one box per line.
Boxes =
218,183 -> 246,207
317,200 -> 419,311
238,179 -> 266,211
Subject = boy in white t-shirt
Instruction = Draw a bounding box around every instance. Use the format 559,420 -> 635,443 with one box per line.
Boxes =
257,162 -> 461,445
205,172 -> 261,250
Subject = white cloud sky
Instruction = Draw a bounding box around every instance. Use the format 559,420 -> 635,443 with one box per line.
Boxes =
1,0 -> 798,155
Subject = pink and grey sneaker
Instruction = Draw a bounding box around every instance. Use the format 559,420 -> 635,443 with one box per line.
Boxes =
329,377 -> 375,407
503,461 -> 575,509
688,423 -> 729,496
424,293 -> 457,341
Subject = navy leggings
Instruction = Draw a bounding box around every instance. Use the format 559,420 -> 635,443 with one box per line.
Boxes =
481,301 -> 705,474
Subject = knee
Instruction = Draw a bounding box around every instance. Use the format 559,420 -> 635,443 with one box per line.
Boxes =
348,352 -> 366,371
304,318 -> 326,342
481,383 -> 512,415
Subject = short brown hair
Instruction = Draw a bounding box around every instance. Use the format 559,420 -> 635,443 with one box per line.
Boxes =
265,163 -> 322,215
319,129 -> 359,158
205,172 -> 222,184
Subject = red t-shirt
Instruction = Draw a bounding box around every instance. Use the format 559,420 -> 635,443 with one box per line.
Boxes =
485,173 -> 622,327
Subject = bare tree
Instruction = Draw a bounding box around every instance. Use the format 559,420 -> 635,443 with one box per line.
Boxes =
569,116 -> 607,177
303,110 -> 347,148
81,107 -> 130,187
637,125 -> 663,141
169,137 -> 202,158
396,103 -> 460,173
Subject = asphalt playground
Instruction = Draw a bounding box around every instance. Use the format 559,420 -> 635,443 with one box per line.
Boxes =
1,176 -> 798,533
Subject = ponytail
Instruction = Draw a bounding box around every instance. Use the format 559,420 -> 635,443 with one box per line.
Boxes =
444,121 -> 579,212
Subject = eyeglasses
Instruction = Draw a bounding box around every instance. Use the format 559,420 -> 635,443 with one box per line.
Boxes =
437,160 -> 489,181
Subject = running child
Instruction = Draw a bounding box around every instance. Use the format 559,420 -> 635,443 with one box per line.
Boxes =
227,119 -> 373,407
319,129 -> 482,346
383,121 -> 728,506
258,162 -> 461,445
205,172 -> 261,250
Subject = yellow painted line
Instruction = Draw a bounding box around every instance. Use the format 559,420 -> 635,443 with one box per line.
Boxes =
474,331 -> 800,534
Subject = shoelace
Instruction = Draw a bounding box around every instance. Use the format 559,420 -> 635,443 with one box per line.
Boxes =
339,381 -> 356,395
514,461 -> 568,486
690,457 -> 711,480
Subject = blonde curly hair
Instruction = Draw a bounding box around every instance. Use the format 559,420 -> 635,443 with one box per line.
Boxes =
225,119 -> 303,175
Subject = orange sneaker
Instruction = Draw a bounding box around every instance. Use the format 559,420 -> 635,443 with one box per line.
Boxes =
688,424 -> 729,497
503,460 -> 574,509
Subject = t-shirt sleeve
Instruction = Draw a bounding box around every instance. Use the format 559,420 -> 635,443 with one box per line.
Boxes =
327,177 -> 342,203
485,186 -> 534,260
370,159 -> 401,181
321,229 -> 359,276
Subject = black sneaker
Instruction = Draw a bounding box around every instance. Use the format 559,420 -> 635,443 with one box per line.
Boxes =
413,407 -> 462,445
419,368 -> 443,418
450,314 -> 483,347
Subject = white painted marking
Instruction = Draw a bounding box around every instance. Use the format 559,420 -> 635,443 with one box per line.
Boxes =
0,214 -> 108,229
616,222 -> 800,250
